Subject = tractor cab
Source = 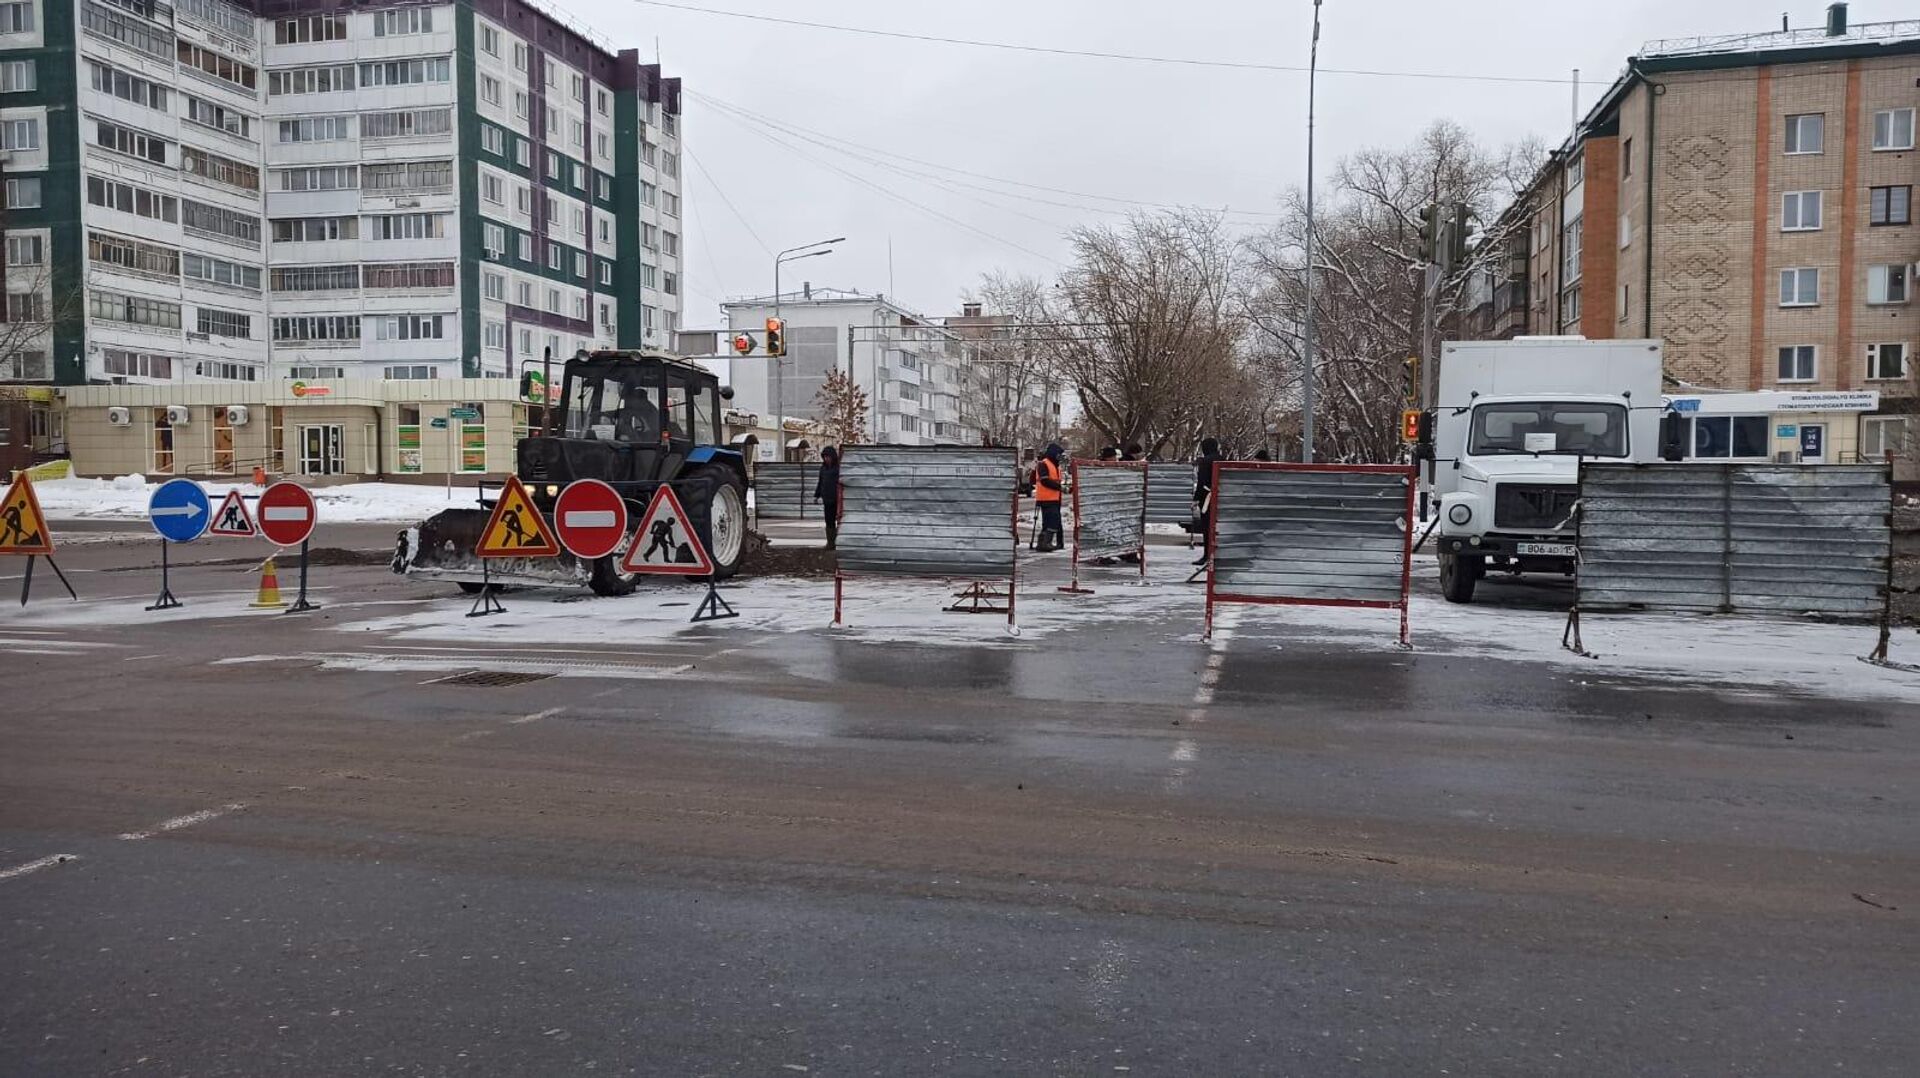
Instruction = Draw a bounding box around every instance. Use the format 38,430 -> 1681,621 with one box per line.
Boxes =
518,350 -> 736,489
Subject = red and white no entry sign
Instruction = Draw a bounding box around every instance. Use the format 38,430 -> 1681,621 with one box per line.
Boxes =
256,481 -> 318,548
553,479 -> 629,561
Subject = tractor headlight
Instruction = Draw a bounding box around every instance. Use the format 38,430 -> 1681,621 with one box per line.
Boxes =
1448,503 -> 1472,526
545,484 -> 560,498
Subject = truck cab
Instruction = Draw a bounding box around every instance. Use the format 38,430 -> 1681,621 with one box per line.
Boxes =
1425,338 -> 1663,603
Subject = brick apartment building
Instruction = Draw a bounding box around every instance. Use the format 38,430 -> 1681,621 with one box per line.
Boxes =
1465,4 -> 1918,478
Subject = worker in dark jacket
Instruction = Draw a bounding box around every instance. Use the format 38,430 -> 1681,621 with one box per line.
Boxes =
1121,444 -> 1144,462
1192,437 -> 1224,564
1034,442 -> 1066,553
814,445 -> 842,549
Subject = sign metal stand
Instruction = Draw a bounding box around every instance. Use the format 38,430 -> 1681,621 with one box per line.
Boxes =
146,540 -> 182,611
689,574 -> 737,623
287,538 -> 319,613
18,555 -> 79,606
467,560 -> 505,618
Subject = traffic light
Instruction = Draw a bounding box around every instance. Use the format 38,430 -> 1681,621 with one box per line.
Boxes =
1415,204 -> 1439,263
1401,407 -> 1422,443
1448,202 -> 1472,269
764,317 -> 785,357
732,333 -> 755,355
1402,355 -> 1420,403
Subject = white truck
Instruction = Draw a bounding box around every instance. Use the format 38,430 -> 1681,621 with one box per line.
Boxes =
1421,337 -> 1666,603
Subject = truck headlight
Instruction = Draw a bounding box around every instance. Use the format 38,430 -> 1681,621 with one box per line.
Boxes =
1448,504 -> 1472,526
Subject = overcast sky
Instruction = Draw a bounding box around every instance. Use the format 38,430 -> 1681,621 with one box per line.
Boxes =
556,0 -> 1905,326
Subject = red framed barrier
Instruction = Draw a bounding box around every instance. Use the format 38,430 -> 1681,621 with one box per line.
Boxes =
1204,461 -> 1417,646
1060,458 -> 1148,594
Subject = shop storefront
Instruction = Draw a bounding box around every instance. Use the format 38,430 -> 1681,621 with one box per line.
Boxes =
1666,390 -> 1882,466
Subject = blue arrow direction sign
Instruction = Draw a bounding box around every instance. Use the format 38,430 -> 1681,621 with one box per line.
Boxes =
148,478 -> 212,543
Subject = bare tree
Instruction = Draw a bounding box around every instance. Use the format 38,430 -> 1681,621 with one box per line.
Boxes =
812,367 -> 869,447
954,272 -> 1061,449
1243,120 -> 1543,462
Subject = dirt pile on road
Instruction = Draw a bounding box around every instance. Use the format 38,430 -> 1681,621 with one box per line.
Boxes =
740,530 -> 836,578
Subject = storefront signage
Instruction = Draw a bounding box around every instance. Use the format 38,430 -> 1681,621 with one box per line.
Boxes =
290,381 -> 332,399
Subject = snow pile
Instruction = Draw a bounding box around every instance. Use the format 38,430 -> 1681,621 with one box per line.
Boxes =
33,476 -> 475,524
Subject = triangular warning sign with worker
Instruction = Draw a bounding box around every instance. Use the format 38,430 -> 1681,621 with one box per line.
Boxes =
476,475 -> 561,558
208,489 -> 257,537
0,472 -> 54,555
619,484 -> 713,576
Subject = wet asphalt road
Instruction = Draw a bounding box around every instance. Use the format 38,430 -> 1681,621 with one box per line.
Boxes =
1,524 -> 1916,1076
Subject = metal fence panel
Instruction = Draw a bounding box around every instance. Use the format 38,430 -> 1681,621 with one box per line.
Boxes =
1210,466 -> 1414,612
1073,461 -> 1148,561
752,462 -> 814,520
1145,462 -> 1196,525
1577,463 -> 1890,618
836,446 -> 1017,578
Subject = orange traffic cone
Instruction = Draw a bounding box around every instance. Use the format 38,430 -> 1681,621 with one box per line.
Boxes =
249,556 -> 287,609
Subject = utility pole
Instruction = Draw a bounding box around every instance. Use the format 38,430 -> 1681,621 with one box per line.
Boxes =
1299,0 -> 1322,463
0,155 -> 10,327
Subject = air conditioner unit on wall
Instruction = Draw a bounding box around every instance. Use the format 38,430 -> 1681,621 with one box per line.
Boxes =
107,407 -> 132,426
226,405 -> 250,426
166,405 -> 192,425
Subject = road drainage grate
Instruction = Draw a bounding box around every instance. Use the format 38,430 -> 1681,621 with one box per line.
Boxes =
430,670 -> 557,688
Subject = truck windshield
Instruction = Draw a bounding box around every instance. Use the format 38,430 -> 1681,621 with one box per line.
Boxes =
1469,402 -> 1628,456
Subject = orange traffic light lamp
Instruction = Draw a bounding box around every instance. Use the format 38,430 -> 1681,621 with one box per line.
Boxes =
1401,408 -> 1422,443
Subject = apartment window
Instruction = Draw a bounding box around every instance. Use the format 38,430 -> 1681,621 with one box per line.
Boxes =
184,96 -> 252,138
640,264 -> 655,289
640,180 -> 655,206
272,316 -> 360,343
515,139 -> 530,168
270,264 -> 360,292
548,243 -> 562,270
1863,417 -> 1910,462
89,231 -> 180,278
364,262 -> 455,290
374,315 -> 445,341
1781,190 -> 1821,231
1784,113 -> 1823,154
275,15 -> 347,43
182,147 -> 259,192
512,90 -> 529,120
196,308 -> 250,339
482,174 -> 504,204
643,305 -> 655,332
1872,108 -> 1916,152
177,42 -> 256,91
1689,416 -> 1769,460
512,43 -> 528,71
516,281 -> 533,306
598,262 -> 612,286
596,89 -> 609,116
570,73 -> 586,101
641,225 -> 658,252
271,216 -> 357,242
102,350 -> 173,381
661,192 -> 679,217
5,234 -> 41,266
516,234 -> 532,261
1560,286 -> 1581,328
0,350 -> 47,379
89,61 -> 168,110
545,104 -> 559,135
1617,284 -> 1629,320
1867,343 -> 1908,381
182,200 -> 260,245
517,327 -> 533,353
597,302 -> 611,328
6,291 -> 43,321
662,152 -> 680,179
1618,212 -> 1631,249
574,251 -> 587,279
276,165 -> 358,192
363,160 -> 453,191
546,151 -> 562,181
1868,265 -> 1909,305
90,290 -> 182,330
483,272 -> 506,301
93,120 -> 164,162
595,173 -> 610,200
641,140 -> 656,167
181,253 -> 261,293
1621,137 -> 1631,179
544,287 -> 560,314
360,58 -> 451,87
1870,185 -> 1912,226
662,272 -> 677,296
663,113 -> 677,137
481,75 -> 502,106
572,295 -> 587,320
87,177 -> 178,223
0,116 -> 37,153
545,63 -> 558,90
372,8 -> 433,36
269,65 -> 355,96
481,126 -> 505,156
362,108 -> 452,140
1779,267 -> 1818,306
484,321 -> 506,350
1776,345 -> 1816,382
0,58 -> 30,93
482,222 -> 507,258
278,116 -> 354,143
81,1 -> 172,61
663,231 -> 679,257
384,365 -> 436,380
0,1 -> 33,32
368,213 -> 447,241
285,366 -> 345,380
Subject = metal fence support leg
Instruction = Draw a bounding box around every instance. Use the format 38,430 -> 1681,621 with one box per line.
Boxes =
1561,605 -> 1590,657
832,571 -> 844,627
1398,601 -> 1411,650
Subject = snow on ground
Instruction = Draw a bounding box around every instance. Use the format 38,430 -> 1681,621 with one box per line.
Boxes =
34,475 -> 475,525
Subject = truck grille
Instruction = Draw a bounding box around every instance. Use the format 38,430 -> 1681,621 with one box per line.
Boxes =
1494,484 -> 1577,531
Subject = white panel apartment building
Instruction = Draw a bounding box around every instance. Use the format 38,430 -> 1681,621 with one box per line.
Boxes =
0,0 -> 686,387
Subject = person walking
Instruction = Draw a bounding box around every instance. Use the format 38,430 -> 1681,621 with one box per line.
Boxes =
1097,445 -> 1120,461
1034,442 -> 1066,553
1192,437 -> 1225,565
814,445 -> 842,550
1120,444 -> 1144,462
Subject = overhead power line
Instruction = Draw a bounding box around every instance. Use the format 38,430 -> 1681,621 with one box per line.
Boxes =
685,146 -> 774,259
631,0 -> 1574,85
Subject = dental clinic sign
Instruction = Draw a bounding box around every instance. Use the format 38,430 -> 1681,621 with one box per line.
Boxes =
1667,390 -> 1880,415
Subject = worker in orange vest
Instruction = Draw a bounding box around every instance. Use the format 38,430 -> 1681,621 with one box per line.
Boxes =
1034,443 -> 1066,553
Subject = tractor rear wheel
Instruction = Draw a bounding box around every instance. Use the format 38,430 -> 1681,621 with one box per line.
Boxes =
691,464 -> 747,579
589,552 -> 638,597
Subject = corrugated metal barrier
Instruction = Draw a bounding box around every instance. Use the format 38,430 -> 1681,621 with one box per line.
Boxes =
1576,463 -> 1891,620
1205,463 -> 1416,645
752,462 -> 815,521
1145,463 -> 1197,526
834,446 -> 1020,627
1061,460 -> 1147,592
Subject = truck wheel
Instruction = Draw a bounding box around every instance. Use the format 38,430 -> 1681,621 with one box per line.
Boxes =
691,464 -> 747,579
1440,552 -> 1481,604
589,554 -> 637,597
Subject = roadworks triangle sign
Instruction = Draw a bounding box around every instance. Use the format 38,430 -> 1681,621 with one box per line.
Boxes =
619,484 -> 712,576
208,489 -> 258,537
476,475 -> 561,558
0,472 -> 54,555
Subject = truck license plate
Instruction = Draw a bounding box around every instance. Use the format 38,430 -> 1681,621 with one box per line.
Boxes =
1517,542 -> 1576,557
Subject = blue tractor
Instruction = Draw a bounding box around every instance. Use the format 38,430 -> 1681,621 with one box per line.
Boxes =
394,349 -> 750,595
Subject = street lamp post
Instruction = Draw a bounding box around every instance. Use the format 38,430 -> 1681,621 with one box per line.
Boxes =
1301,0 -> 1322,463
772,237 -> 845,460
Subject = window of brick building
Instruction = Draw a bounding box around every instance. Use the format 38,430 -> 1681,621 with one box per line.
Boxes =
1784,113 -> 1823,154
